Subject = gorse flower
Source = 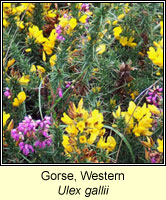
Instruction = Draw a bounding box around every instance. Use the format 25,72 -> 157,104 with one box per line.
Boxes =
69,18 -> 77,29
141,137 -> 154,148
113,101 -> 161,137
96,44 -> 106,55
147,21 -> 163,69
61,98 -> 116,161
79,14 -> 88,23
113,26 -> 123,39
3,111 -> 10,127
19,75 -> 30,85
157,138 -> 163,153
13,91 -> 26,107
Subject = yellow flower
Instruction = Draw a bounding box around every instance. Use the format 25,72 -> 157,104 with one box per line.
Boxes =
7,119 -> 14,132
119,36 -> 128,46
127,101 -> 136,116
147,46 -> 163,68
49,54 -> 57,67
118,14 -> 125,20
110,99 -> 116,107
87,132 -> 99,145
28,25 -> 47,44
42,51 -> 46,62
61,113 -> 73,125
97,136 -> 116,152
141,137 -> 154,148
157,138 -> 163,153
19,75 -> 30,85
16,21 -> 24,29
77,98 -> 83,113
6,58 -> 15,69
79,15 -> 88,24
97,101 -> 101,108
37,65 -> 45,73
96,44 -> 106,55
12,91 -> 26,107
65,125 -> 78,136
3,111 -> 10,127
59,16 -> 69,28
148,104 -> 161,115
77,121 -> 85,133
25,48 -> 31,53
113,106 -> 121,118
130,91 -> 139,100
133,114 -> 153,137
30,64 -> 36,72
160,21 -> 163,36
62,135 -> 73,154
112,20 -> 118,25
3,19 -> 10,28
69,18 -> 77,29
79,135 -> 87,144
46,9 -> 57,18
113,26 -> 123,39
127,37 -> 137,47
138,52 -> 145,57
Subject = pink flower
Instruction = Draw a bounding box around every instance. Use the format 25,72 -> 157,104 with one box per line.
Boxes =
4,87 -> 11,98
58,88 -> 63,98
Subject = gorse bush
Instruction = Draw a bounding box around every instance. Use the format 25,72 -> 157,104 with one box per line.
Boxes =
3,3 -> 163,164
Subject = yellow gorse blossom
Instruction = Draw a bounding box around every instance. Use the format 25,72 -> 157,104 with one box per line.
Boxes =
69,18 -> 77,30
147,21 -> 163,69
97,136 -> 116,152
59,16 -> 69,27
46,9 -> 57,18
42,51 -> 46,62
79,14 -> 88,24
118,14 -> 125,20
3,111 -> 10,127
96,44 -> 106,55
12,91 -> 26,107
147,46 -> 163,68
61,98 -> 116,157
157,138 -> 163,153
141,137 -> 154,148
6,58 -> 15,69
19,75 -> 30,85
49,54 -> 57,67
113,26 -> 123,39
113,101 -> 161,137
25,48 -> 31,53
119,36 -> 128,46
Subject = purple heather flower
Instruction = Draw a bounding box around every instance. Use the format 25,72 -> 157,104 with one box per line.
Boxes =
146,86 -> 163,107
65,81 -> 72,88
58,88 -> 63,98
11,115 -> 52,156
45,138 -> 52,146
34,140 -> 46,148
11,129 -> 20,141
57,35 -> 65,41
19,142 -> 34,156
151,157 -> 156,163
81,3 -> 90,12
4,87 -> 11,98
